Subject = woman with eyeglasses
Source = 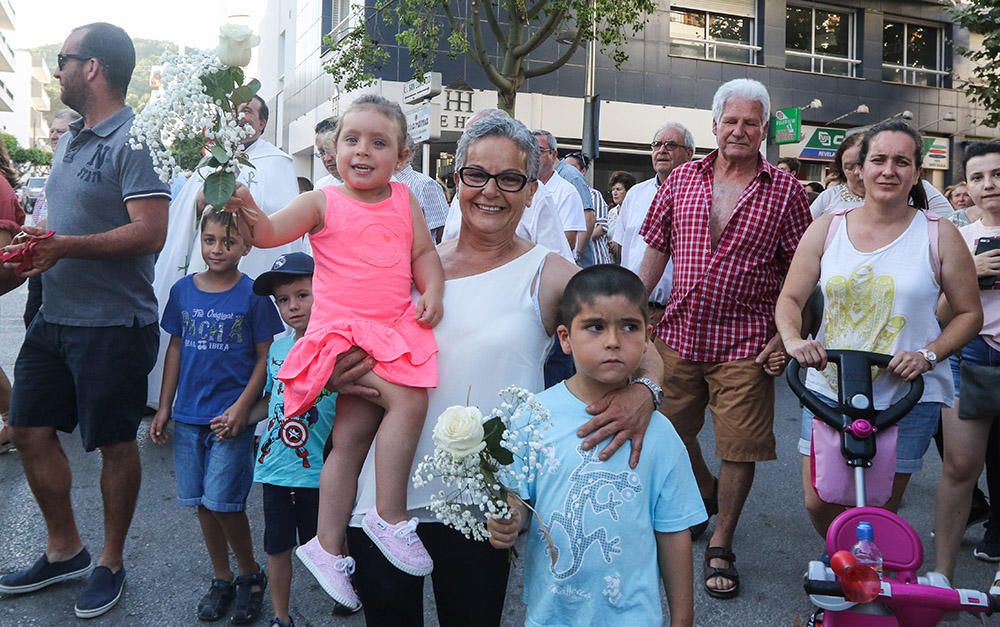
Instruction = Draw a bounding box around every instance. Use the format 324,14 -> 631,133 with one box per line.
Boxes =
342,114 -> 661,626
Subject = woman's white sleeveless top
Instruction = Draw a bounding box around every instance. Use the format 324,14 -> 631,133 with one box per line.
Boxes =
353,245 -> 553,523
805,211 -> 953,409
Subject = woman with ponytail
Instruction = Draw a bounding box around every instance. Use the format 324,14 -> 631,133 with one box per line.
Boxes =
776,120 -> 982,538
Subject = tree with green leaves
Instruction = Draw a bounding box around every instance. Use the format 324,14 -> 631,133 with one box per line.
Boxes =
325,0 -> 656,114
952,0 -> 1000,128
0,132 -> 52,169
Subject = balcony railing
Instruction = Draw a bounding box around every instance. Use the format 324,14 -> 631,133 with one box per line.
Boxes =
786,49 -> 861,78
670,36 -> 761,64
882,62 -> 949,87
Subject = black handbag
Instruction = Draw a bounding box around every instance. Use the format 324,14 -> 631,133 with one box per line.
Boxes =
959,361 -> 1000,420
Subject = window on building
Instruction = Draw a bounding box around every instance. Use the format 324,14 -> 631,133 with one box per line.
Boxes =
669,1 -> 758,64
322,0 -> 354,51
785,4 -> 859,77
882,19 -> 947,88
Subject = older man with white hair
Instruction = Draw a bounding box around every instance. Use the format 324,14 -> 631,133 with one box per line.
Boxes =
638,79 -> 811,600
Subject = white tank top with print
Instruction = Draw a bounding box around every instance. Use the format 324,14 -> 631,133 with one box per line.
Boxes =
805,210 -> 953,409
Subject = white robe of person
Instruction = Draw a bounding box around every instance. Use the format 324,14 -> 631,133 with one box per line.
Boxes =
147,139 -> 302,409
440,178 -> 574,261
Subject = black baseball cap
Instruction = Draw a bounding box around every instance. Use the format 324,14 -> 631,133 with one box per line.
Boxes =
252,252 -> 315,295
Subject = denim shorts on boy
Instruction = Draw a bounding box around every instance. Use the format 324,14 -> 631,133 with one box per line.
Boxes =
797,393 -> 941,474
173,422 -> 255,512
950,355 -> 961,396
10,315 -> 158,451
262,484 -> 320,555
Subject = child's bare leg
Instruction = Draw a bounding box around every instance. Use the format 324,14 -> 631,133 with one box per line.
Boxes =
316,394 -> 382,555
267,550 -> 292,624
354,372 -> 428,524
213,511 -> 260,578
197,506 -> 233,581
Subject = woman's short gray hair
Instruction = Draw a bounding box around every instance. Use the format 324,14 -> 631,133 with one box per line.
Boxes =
456,116 -> 540,181
711,78 -> 770,125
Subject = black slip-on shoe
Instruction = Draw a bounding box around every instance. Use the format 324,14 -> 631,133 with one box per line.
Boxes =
0,547 -> 93,594
74,566 -> 126,619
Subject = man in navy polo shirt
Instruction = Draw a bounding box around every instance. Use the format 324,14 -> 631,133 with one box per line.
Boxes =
0,22 -> 170,619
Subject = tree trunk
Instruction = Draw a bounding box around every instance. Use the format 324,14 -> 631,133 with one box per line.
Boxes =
498,88 -> 517,116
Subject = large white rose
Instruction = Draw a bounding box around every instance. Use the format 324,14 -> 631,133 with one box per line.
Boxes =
432,406 -> 486,458
217,24 -> 260,68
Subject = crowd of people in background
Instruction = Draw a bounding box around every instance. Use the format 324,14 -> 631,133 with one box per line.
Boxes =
3,19 -> 1000,627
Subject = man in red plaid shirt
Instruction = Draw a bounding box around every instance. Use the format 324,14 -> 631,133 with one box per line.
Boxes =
638,79 -> 811,600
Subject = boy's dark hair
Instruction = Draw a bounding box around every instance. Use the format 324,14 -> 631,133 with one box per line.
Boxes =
200,209 -> 238,233
73,23 -> 135,99
963,141 -> 1000,175
778,157 -> 801,174
558,265 -> 649,328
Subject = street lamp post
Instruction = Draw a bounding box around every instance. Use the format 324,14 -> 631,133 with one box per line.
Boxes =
581,0 -> 598,185
559,0 -> 599,184
824,104 -> 870,126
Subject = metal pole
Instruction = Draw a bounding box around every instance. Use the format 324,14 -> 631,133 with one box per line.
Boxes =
582,0 -> 597,185
855,466 -> 867,508
422,143 -> 431,177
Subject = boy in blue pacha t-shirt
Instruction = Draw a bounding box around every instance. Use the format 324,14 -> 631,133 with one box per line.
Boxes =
488,265 -> 706,627
249,253 -> 351,626
150,211 -> 284,625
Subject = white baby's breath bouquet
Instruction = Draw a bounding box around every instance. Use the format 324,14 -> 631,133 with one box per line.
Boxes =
414,386 -> 557,557
129,24 -> 262,211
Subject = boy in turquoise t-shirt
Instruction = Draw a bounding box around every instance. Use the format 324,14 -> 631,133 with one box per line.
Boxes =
488,265 -> 706,627
250,253 -> 342,627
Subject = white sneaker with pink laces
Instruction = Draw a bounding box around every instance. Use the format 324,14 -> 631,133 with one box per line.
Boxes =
294,537 -> 361,610
361,509 -> 433,576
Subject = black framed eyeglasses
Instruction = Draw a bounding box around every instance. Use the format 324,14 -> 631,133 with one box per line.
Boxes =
458,166 -> 530,192
650,140 -> 686,152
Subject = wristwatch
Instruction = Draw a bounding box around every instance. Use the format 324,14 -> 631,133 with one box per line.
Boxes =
632,376 -> 663,410
918,349 -> 938,366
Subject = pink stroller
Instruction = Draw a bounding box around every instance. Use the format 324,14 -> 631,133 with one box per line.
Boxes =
787,350 -> 997,625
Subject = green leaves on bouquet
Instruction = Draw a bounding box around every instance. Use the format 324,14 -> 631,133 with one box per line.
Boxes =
203,171 -> 236,210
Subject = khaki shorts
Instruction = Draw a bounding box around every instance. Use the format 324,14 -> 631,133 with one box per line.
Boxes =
655,339 -> 776,462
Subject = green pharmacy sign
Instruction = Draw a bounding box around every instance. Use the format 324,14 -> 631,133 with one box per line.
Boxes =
771,107 -> 802,144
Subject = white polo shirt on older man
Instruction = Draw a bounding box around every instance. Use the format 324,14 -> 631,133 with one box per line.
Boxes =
611,177 -> 673,304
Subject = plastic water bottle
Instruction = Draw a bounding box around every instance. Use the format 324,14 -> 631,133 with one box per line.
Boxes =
851,521 -> 883,577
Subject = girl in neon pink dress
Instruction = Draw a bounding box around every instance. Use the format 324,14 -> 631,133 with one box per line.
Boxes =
226,95 -> 443,609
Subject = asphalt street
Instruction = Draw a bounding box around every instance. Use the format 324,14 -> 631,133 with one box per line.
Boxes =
0,282 -> 995,626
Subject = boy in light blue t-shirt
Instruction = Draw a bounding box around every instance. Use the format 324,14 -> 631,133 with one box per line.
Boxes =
488,265 -> 706,627
249,253 -> 349,627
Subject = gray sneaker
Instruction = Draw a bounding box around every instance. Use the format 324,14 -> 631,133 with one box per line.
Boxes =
0,548 -> 93,594
74,566 -> 126,619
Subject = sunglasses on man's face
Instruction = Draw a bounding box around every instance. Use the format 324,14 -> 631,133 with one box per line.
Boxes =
57,53 -> 94,70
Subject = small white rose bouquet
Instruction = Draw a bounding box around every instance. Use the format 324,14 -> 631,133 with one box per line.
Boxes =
129,23 -> 262,212
414,386 -> 557,554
